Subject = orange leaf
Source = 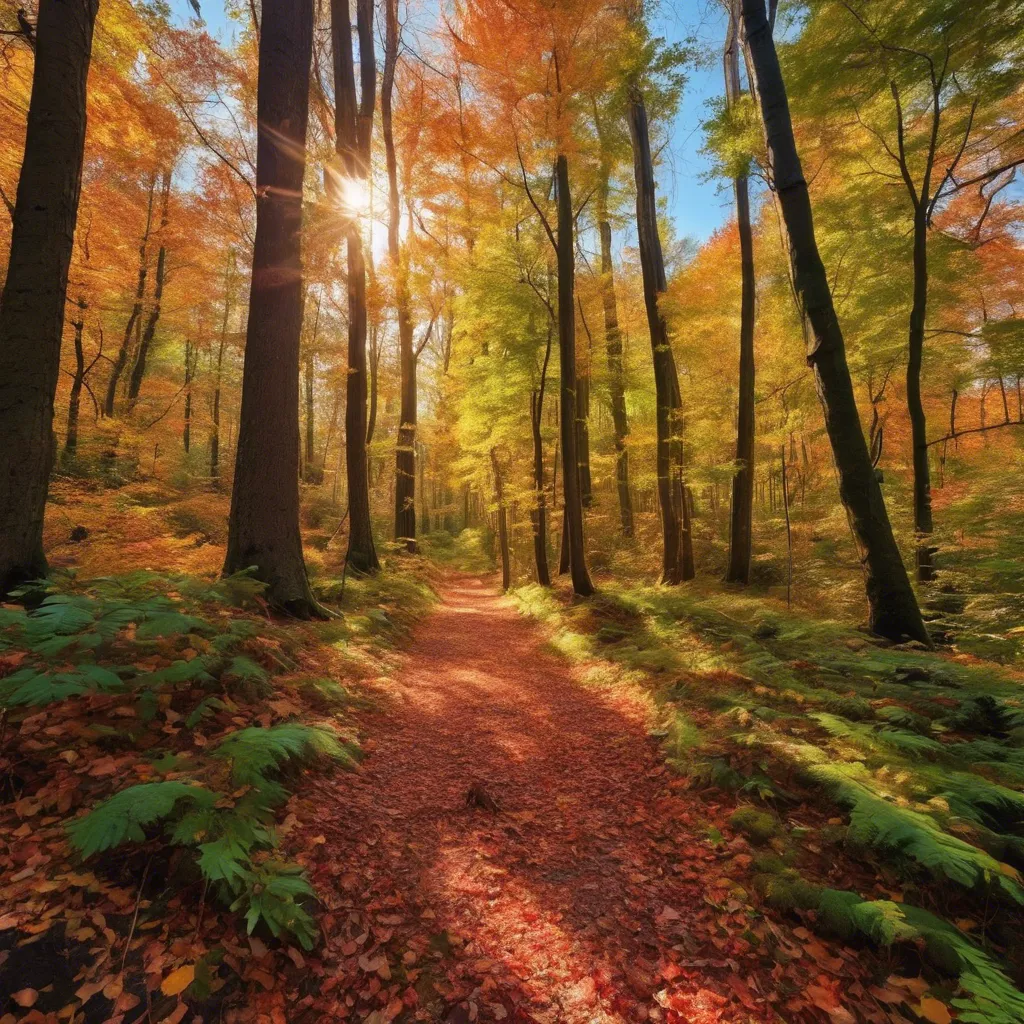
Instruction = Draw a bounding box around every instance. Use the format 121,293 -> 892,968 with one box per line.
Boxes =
12,989 -> 38,1008
917,997 -> 952,1024
160,964 -> 195,997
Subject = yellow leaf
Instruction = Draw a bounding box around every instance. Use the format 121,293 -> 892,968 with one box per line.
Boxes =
917,997 -> 952,1024
160,964 -> 195,997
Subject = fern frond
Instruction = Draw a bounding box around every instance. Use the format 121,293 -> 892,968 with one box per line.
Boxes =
808,763 -> 1024,903
68,782 -> 216,858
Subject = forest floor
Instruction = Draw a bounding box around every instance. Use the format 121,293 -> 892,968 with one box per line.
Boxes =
5,483 -> 1024,1024
283,574 -> 894,1024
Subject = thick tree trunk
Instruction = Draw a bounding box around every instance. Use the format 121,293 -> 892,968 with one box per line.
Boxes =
741,0 -> 929,645
128,167 -> 172,410
491,449 -> 511,592
382,0 -> 418,552
105,171 -> 156,417
333,0 -> 379,574
65,300 -> 88,455
596,179 -> 634,537
0,0 -> 99,594
725,5 -> 756,584
223,0 -> 323,617
555,154 -> 594,597
628,89 -> 694,583
907,208 -> 934,581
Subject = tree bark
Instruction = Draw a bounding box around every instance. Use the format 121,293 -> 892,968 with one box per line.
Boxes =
907,207 -> 934,580
64,299 -> 89,455
183,338 -> 196,453
128,166 -> 172,410
555,154 -> 594,597
725,2 -> 756,585
741,0 -> 929,645
105,170 -> 156,417
210,254 -> 234,484
0,0 -> 99,594
628,89 -> 694,583
491,448 -> 511,592
382,0 -> 417,552
596,168 -> 634,537
223,0 -> 323,617
531,324 -> 553,585
333,0 -> 379,573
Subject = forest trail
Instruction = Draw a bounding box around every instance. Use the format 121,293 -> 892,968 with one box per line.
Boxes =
294,575 -> 867,1024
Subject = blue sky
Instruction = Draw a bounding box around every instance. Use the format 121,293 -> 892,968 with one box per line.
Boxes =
168,0 -> 732,245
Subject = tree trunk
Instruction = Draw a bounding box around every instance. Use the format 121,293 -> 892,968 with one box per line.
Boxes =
382,0 -> 418,552
65,299 -> 88,455
105,170 -> 156,417
554,154 -> 594,596
531,325 -> 553,585
210,255 -> 234,484
596,171 -> 634,537
491,449 -> 511,592
725,2 -> 756,585
575,299 -> 593,508
333,0 -> 379,574
128,166 -> 172,410
741,0 -> 929,645
302,285 -> 322,483
628,88 -> 694,583
223,0 -> 323,617
907,207 -> 934,580
183,338 -> 195,453
0,0 -> 99,594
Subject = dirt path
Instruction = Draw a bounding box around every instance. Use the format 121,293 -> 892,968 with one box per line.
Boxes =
294,575 -> 867,1023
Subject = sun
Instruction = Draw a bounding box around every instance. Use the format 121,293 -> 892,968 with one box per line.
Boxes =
336,174 -> 370,217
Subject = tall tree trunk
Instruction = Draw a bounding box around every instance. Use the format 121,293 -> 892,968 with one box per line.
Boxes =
741,0 -> 929,645
210,255 -> 234,485
128,166 -> 172,410
554,154 -> 594,597
333,0 -> 379,574
531,324 -> 553,585
595,162 -> 634,537
575,298 -> 593,507
382,0 -> 418,552
366,319 -> 380,444
302,285 -> 322,482
907,208 -> 934,580
104,170 -> 156,417
183,338 -> 196,453
725,2 -> 756,584
628,88 -> 694,583
0,0 -> 99,594
64,299 -> 88,455
223,0 -> 323,617
491,448 -> 511,592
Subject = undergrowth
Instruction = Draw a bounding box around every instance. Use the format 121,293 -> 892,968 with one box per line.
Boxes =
512,579 -> 1024,1023
0,561 -> 435,1016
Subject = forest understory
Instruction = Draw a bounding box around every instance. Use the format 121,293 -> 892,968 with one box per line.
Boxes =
2,482 -> 1024,1024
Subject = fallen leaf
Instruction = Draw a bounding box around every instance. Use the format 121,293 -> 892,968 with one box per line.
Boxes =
917,997 -> 952,1024
160,964 -> 195,997
12,990 -> 38,1008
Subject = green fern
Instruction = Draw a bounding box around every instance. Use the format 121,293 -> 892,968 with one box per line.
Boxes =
808,762 -> 1024,903
1,663 -> 123,706
68,782 -> 216,857
214,723 -> 351,791
817,891 -> 1024,1024
229,860 -> 318,950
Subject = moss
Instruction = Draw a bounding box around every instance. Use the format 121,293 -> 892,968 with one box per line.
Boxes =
729,805 -> 780,843
754,870 -> 823,912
